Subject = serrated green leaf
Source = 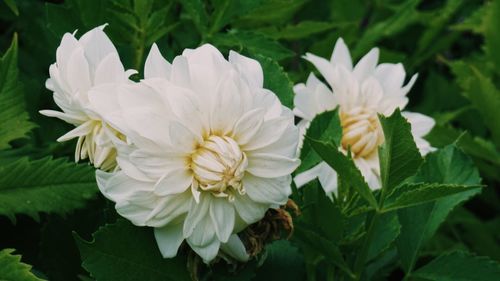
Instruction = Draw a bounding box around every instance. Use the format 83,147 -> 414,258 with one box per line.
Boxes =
254,55 -> 294,108
294,227 -> 354,278
484,0 -> 500,76
263,21 -> 336,40
308,138 -> 378,209
451,4 -> 486,34
209,0 -> 264,34
0,35 -> 35,150
366,212 -> 400,261
75,219 -> 190,281
212,30 -> 294,61
450,61 -> 500,148
0,249 -> 44,281
300,181 -> 346,241
378,109 -> 423,195
0,157 -> 98,222
396,145 -> 482,274
297,109 -> 342,173
413,251 -> 500,281
383,183 -> 481,211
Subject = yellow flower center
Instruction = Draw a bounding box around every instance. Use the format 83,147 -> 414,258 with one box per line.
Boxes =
340,107 -> 384,158
191,135 -> 247,201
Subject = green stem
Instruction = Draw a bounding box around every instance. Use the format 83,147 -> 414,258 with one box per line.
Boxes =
352,212 -> 381,280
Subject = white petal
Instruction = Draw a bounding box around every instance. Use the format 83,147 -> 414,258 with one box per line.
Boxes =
79,26 -> 118,71
293,163 -> 324,188
244,174 -> 290,205
183,194 -> 211,237
95,170 -> 153,203
145,43 -> 172,79
353,47 -> 379,81
402,111 -> 435,137
303,53 -> 339,91
57,120 -> 94,142
220,234 -> 249,262
66,47 -> 92,96
39,109 -> 86,125
229,50 -> 263,88
209,198 -> 235,242
231,108 -> 264,146
233,194 -> 268,224
246,153 -> 300,178
330,38 -> 353,70
210,70 -> 244,134
93,52 -> 127,85
154,222 -> 184,258
154,168 -> 193,196
317,162 -> 338,195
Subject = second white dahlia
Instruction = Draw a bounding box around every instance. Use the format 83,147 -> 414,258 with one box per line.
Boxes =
294,38 -> 435,193
90,44 -> 300,262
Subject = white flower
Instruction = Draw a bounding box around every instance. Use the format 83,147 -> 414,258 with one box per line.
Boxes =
294,38 -> 435,193
90,44 -> 300,262
40,25 -> 135,171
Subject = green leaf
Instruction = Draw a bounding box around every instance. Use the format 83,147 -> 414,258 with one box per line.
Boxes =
254,55 -> 294,109
0,249 -> 44,281
212,30 -> 294,61
75,219 -> 190,281
209,0 -> 263,34
3,0 -> 19,15
300,181 -> 346,241
353,0 -> 420,57
294,227 -> 354,278
178,0 -> 208,33
383,183 -> 481,211
262,21 -> 336,40
297,109 -> 342,173
254,240 -> 306,281
366,212 -> 400,261
396,145 -> 482,273
450,61 -> 500,148
378,109 -> 423,195
0,35 -> 35,150
484,0 -> 500,76
308,138 -> 378,209
413,251 -> 500,281
0,157 -> 98,222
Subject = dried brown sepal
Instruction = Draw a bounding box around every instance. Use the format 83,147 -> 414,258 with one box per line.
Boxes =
240,199 -> 300,257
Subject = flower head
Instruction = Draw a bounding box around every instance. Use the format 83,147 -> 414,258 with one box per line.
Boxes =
294,38 -> 435,193
91,44 -> 300,262
40,25 -> 135,170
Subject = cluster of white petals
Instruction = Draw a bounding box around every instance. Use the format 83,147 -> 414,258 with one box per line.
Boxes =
86,43 -> 300,262
40,26 -> 135,171
294,38 -> 435,193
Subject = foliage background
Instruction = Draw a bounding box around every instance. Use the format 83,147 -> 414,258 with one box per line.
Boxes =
0,0 -> 499,280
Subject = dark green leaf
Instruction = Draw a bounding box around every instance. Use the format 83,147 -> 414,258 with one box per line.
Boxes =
484,0 -> 500,76
254,55 -> 294,108
0,35 -> 35,149
75,219 -> 190,281
413,251 -> 500,281
0,157 -> 98,222
254,240 -> 306,281
309,138 -> 378,209
366,212 -> 400,261
0,249 -> 44,281
396,145 -> 482,273
378,109 -> 423,194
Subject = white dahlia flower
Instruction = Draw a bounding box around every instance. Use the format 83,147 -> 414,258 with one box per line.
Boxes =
40,25 -> 135,171
294,38 -> 435,193
90,44 -> 300,262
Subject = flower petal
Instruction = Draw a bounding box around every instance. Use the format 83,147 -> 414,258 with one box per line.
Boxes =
244,174 -> 291,205
220,234 -> 249,262
145,43 -> 172,79
246,153 -> 300,178
154,222 -> 184,258
330,37 -> 353,70
209,198 -> 235,242
229,50 -> 263,88
154,168 -> 193,196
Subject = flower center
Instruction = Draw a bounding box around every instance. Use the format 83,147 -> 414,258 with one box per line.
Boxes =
191,135 -> 247,201
340,107 -> 384,158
